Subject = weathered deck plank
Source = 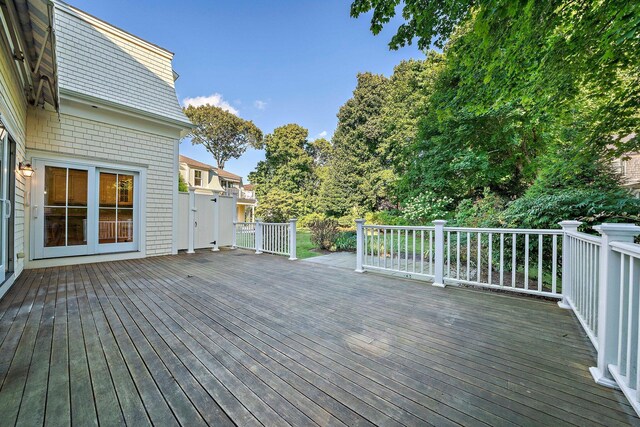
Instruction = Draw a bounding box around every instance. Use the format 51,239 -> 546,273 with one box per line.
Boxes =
0,249 -> 638,426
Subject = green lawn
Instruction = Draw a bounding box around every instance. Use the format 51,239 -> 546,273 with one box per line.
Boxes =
296,229 -> 323,259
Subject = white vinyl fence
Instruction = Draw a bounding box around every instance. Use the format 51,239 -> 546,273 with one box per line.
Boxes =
177,189 -> 237,252
356,218 -> 640,416
233,219 -> 297,260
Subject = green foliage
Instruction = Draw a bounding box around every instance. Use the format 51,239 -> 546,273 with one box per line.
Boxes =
320,73 -> 393,216
365,210 -> 407,226
178,173 -> 188,192
309,219 -> 339,250
183,104 -> 263,169
250,124 -> 320,222
401,192 -> 454,224
334,231 -> 358,252
298,212 -> 327,229
503,189 -> 640,231
295,230 -> 322,259
453,190 -> 507,228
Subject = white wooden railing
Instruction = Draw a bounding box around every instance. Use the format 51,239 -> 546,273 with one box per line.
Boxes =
559,222 -> 601,349
356,218 -> 640,416
233,219 -> 297,260
357,220 -> 563,298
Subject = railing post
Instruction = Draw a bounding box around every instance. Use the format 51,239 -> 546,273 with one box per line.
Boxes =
187,187 -> 196,254
289,218 -> 297,261
590,223 -> 640,388
232,220 -> 237,249
355,219 -> 365,273
433,220 -> 447,287
255,218 -> 263,254
558,220 -> 582,309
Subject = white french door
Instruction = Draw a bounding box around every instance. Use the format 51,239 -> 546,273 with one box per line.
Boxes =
33,160 -> 139,259
0,131 -> 13,282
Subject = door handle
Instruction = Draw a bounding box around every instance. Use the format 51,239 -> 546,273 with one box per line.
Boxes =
33,205 -> 38,218
3,199 -> 10,219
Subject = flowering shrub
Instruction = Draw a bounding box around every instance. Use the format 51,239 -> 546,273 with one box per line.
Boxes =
402,192 -> 453,224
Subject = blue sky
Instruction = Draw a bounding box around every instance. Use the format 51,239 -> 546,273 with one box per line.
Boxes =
69,0 -> 424,180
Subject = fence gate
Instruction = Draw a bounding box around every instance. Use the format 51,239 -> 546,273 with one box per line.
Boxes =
194,193 -> 216,249
177,190 -> 237,252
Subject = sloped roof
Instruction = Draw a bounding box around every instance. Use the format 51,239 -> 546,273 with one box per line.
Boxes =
243,184 -> 254,190
215,168 -> 242,182
179,155 -> 215,171
53,1 -> 190,126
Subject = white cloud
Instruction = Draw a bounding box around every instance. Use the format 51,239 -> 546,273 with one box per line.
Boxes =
318,131 -> 328,138
254,100 -> 267,110
182,93 -> 239,115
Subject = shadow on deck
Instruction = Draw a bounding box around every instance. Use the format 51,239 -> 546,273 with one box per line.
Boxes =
0,249 -> 637,426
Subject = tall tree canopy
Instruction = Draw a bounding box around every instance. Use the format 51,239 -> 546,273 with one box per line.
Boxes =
320,72 -> 392,216
249,124 -> 322,222
183,105 -> 263,169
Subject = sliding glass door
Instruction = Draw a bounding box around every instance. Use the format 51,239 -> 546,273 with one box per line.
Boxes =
0,130 -> 14,282
33,160 -> 138,259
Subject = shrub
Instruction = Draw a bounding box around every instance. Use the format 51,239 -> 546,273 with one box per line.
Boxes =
336,206 -> 369,229
453,189 -> 507,227
299,212 -> 326,228
502,188 -> 640,231
365,210 -> 408,225
334,231 -> 358,251
309,218 -> 339,250
402,191 -> 453,224
178,174 -> 188,192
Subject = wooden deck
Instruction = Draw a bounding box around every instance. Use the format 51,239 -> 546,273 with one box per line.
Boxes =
0,249 -> 638,426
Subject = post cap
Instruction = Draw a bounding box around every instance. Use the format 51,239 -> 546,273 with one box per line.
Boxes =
594,223 -> 640,238
558,220 -> 582,230
432,220 -> 447,225
355,218 -> 365,224
289,218 -> 298,222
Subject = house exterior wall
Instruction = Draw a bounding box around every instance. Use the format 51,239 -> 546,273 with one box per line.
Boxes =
25,107 -> 178,260
0,33 -> 28,286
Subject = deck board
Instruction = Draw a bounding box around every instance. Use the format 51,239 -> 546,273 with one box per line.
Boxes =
0,249 -> 638,426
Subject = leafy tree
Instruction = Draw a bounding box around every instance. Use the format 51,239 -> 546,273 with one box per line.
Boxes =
178,173 -> 188,192
319,72 -> 391,216
249,124 -> 319,222
183,105 -> 263,169
352,0 -> 639,156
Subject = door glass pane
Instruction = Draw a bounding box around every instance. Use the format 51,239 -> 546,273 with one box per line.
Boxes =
99,173 -> 135,245
118,175 -> 134,208
43,166 -> 88,249
68,169 -> 88,206
67,208 -> 87,245
44,207 -> 66,247
117,209 -> 134,243
99,173 -> 117,207
99,208 -> 117,244
44,166 -> 67,206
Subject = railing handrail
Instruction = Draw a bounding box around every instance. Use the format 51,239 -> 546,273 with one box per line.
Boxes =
610,240 -> 640,257
444,226 -> 562,234
565,229 -> 602,244
233,219 -> 297,260
363,224 -> 435,230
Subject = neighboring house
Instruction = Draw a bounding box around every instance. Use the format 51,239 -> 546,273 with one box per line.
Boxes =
217,169 -> 256,222
613,152 -> 640,197
0,0 -> 191,296
179,154 -> 223,193
179,154 -> 256,221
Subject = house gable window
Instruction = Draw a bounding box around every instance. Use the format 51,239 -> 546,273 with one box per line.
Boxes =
194,170 -> 203,187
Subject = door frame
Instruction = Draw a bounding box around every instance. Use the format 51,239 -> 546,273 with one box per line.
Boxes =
30,154 -> 147,260
32,160 -> 94,259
